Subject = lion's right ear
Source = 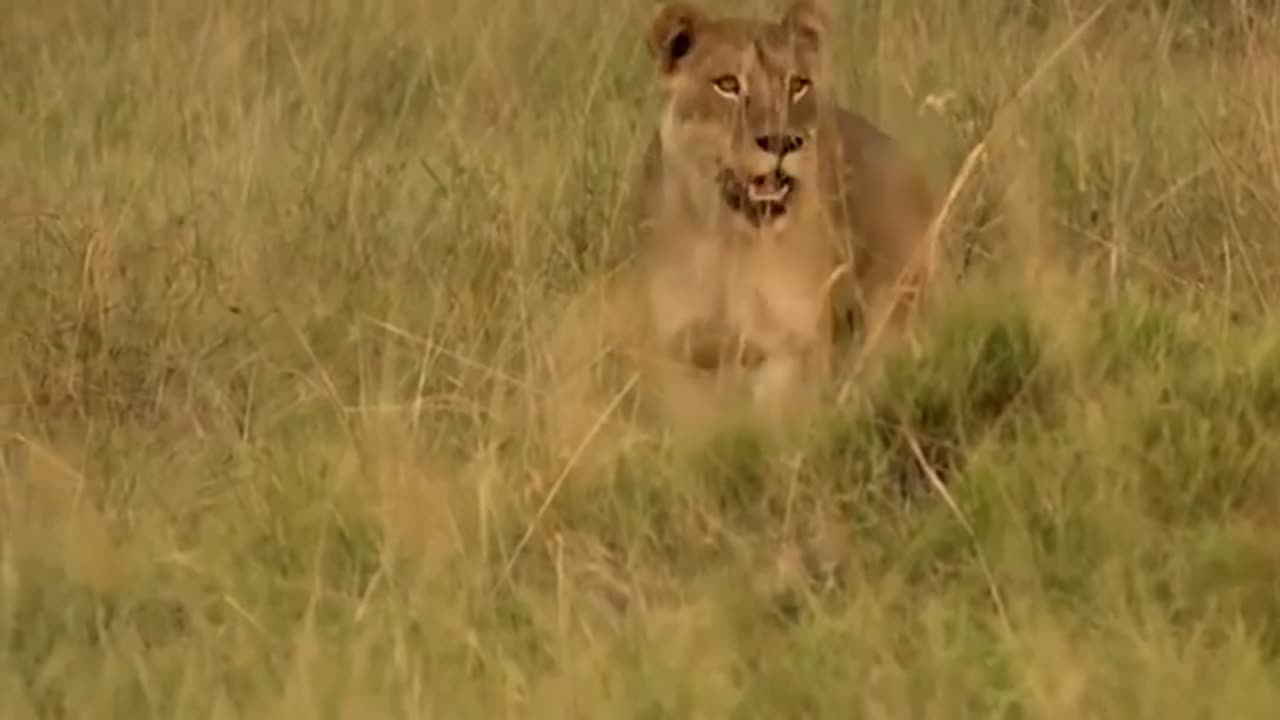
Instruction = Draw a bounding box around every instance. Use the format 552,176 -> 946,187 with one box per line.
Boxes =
648,2 -> 706,75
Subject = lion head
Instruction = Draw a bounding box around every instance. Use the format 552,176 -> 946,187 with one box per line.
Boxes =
647,0 -> 830,228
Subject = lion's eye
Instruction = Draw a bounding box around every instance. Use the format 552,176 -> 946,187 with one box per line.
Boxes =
712,75 -> 741,97
789,76 -> 811,100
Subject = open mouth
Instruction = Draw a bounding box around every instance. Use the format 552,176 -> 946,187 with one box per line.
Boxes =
720,169 -> 794,226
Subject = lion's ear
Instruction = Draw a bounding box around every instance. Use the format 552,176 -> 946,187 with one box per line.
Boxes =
781,0 -> 829,48
649,2 -> 707,75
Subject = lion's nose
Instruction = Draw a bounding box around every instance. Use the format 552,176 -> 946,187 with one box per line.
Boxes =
755,133 -> 804,156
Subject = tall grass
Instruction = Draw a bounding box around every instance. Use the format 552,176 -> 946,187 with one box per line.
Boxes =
3,0 -> 1280,716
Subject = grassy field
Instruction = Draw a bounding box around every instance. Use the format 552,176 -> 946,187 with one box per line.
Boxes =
3,0 -> 1280,716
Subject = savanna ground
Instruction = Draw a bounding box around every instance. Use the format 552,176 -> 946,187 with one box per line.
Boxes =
3,0 -> 1280,716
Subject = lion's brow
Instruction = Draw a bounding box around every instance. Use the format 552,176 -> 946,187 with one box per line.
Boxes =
751,37 -> 792,78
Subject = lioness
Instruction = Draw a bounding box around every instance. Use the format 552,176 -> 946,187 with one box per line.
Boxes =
630,0 -> 937,419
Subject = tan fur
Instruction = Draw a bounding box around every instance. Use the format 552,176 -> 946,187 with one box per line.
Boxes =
629,0 -> 937,421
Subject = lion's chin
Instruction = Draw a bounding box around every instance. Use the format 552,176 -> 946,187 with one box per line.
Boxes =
719,169 -> 795,227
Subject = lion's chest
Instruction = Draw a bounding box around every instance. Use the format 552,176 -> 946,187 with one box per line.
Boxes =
647,225 -> 834,358
722,238 -> 831,352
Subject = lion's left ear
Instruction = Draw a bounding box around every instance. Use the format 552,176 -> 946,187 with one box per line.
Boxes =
781,0 -> 828,47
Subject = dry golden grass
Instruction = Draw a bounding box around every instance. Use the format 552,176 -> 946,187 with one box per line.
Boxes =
3,1 -> 1280,717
